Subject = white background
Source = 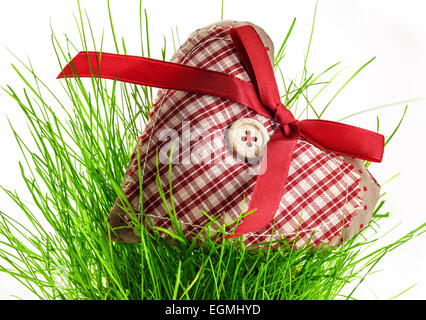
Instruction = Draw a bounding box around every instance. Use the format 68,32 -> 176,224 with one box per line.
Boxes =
0,0 -> 425,300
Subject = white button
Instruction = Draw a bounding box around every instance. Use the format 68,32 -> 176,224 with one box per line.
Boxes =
227,118 -> 269,161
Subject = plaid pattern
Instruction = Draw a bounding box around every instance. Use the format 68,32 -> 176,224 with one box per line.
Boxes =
244,141 -> 361,247
112,22 -> 362,248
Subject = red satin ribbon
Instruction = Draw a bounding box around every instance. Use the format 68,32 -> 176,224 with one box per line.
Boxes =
58,25 -> 384,238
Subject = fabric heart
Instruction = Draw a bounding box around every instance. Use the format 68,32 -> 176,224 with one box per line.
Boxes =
60,20 -> 381,248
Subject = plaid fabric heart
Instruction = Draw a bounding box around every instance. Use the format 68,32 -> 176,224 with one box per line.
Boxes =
104,21 -> 381,248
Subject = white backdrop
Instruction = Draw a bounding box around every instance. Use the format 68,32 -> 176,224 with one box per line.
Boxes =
0,0 -> 425,300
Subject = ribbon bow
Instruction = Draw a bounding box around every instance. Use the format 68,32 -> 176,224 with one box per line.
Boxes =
58,25 -> 384,238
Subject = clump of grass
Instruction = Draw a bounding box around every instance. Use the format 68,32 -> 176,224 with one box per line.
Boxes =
0,1 -> 424,300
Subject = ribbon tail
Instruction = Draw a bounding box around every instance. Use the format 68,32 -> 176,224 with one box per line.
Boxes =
230,25 -> 282,109
57,51 -> 273,119
228,130 -> 298,238
297,119 -> 385,162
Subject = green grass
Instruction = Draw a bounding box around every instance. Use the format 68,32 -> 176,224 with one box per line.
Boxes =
0,1 -> 424,300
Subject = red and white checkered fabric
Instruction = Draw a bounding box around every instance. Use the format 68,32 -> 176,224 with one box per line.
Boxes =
116,22 -> 362,248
